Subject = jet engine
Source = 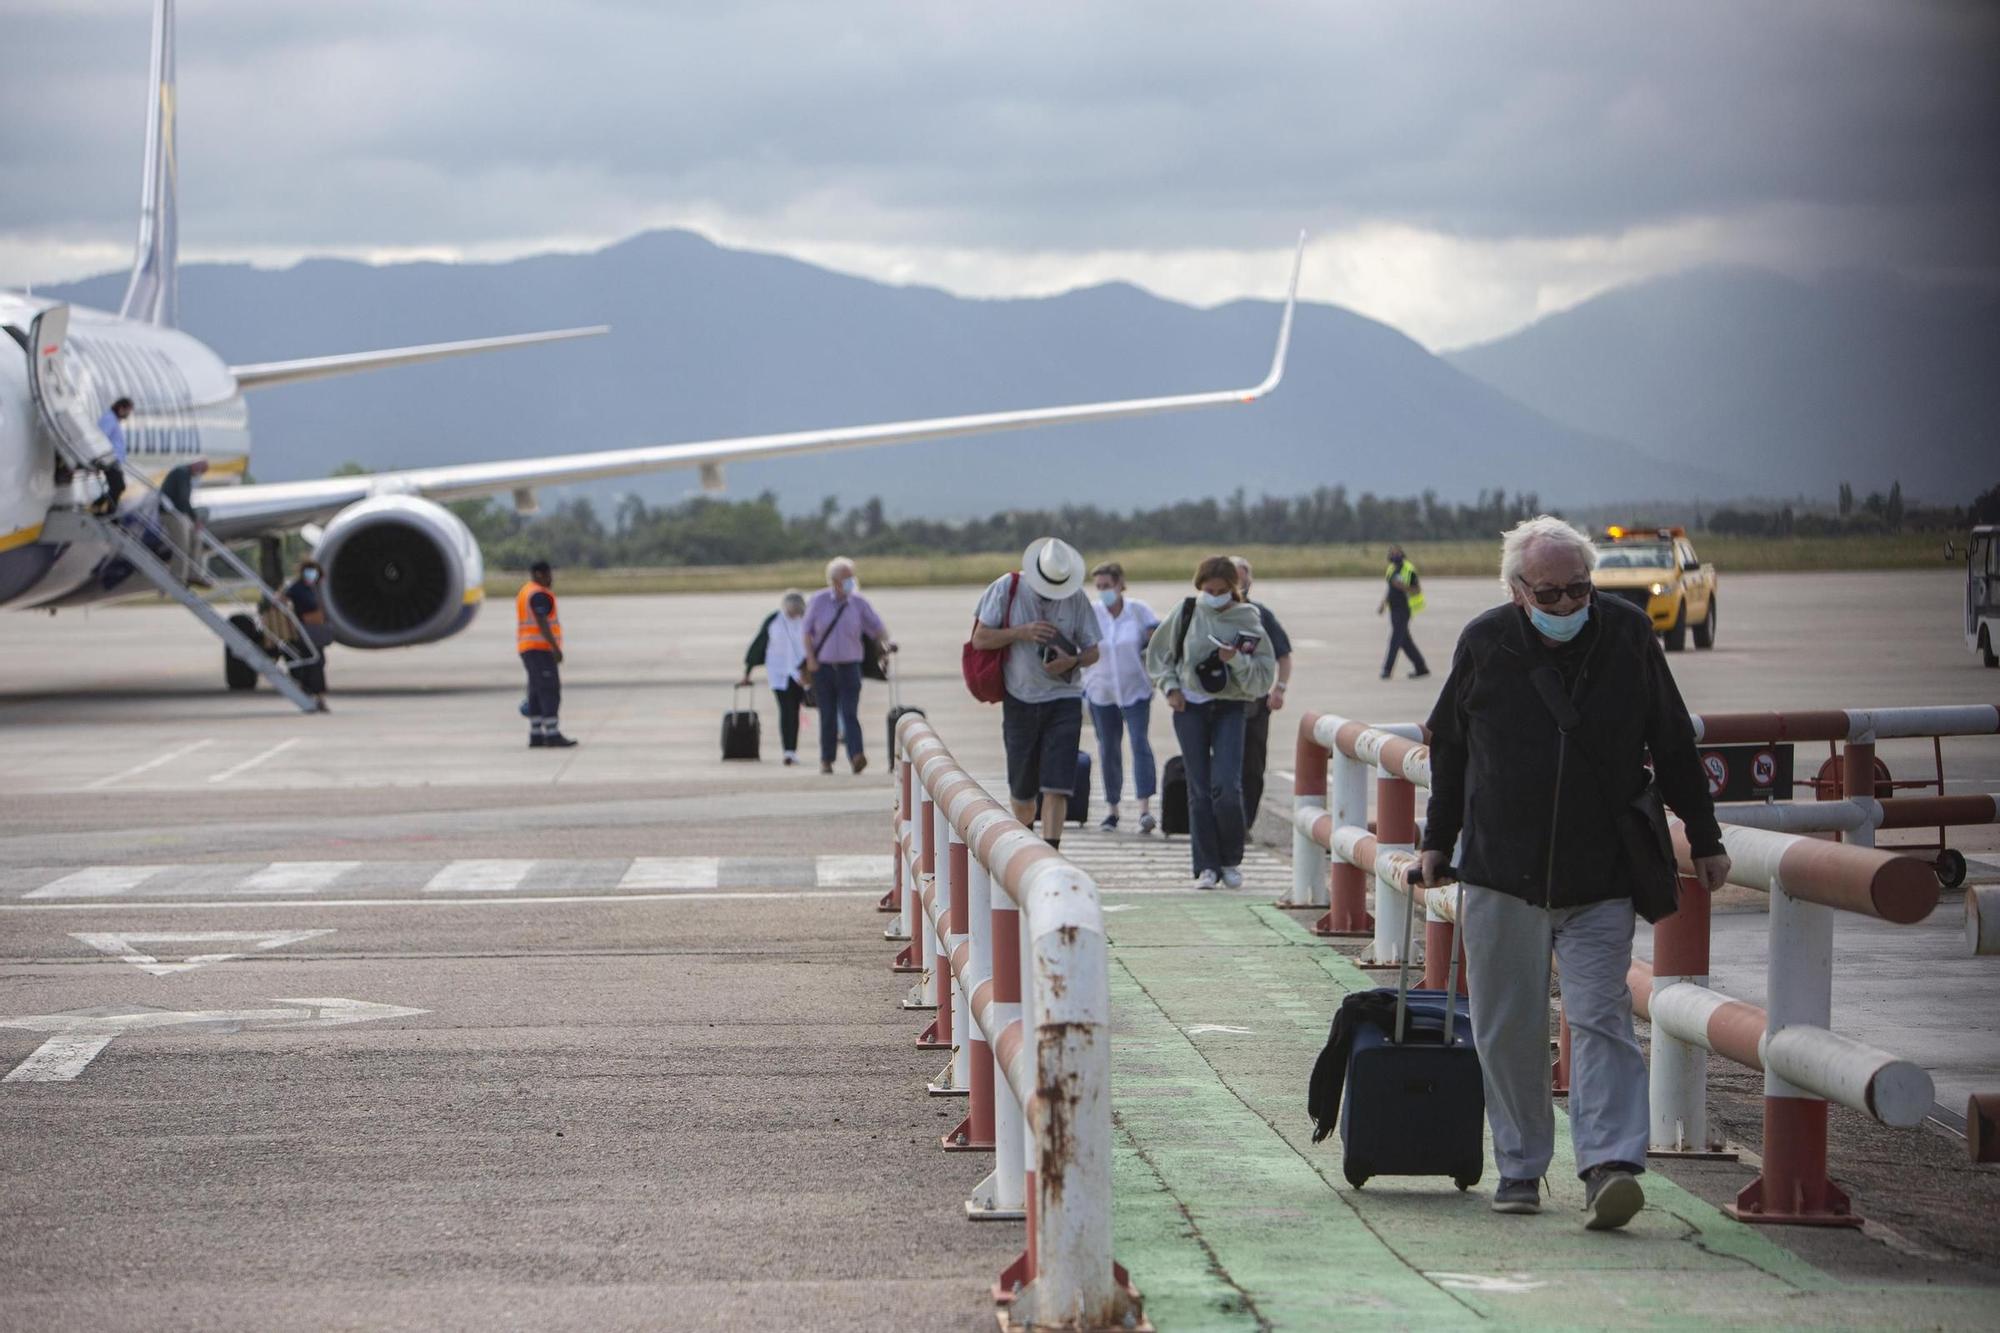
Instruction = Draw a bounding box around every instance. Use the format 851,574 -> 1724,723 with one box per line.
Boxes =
315,495 -> 484,649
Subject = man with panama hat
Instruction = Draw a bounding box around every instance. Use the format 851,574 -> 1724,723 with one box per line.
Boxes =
970,537 -> 1103,845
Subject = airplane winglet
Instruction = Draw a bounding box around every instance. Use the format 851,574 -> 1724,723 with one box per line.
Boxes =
1245,229 -> 1306,401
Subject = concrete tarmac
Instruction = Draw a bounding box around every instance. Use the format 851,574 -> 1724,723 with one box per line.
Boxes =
3,568 -> 1997,1329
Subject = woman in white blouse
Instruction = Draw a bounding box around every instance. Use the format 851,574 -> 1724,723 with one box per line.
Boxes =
1084,562 -> 1162,832
740,589 -> 811,765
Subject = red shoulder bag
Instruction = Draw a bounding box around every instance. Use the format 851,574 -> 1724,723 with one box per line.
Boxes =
961,571 -> 1019,704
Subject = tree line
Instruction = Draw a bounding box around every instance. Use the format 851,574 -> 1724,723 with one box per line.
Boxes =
445,486 -> 1552,570
1705,480 -> 1998,538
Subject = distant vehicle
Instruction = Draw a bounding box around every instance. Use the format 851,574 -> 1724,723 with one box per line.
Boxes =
1591,525 -> 1717,652
1967,526 -> 1998,668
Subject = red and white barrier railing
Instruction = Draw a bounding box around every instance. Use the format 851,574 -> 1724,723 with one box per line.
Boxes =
890,714 -> 1140,1331
1290,702 -> 1960,1224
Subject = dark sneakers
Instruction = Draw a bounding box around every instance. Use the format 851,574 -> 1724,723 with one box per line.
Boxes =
1491,1177 -> 1542,1214
530,733 -> 578,749
1583,1163 -> 1645,1230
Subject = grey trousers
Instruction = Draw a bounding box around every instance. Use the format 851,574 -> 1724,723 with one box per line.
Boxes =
1462,885 -> 1650,1181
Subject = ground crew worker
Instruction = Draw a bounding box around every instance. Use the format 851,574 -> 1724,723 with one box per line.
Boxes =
1377,543 -> 1430,679
517,560 -> 577,748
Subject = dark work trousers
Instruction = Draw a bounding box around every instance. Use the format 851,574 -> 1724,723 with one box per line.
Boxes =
1242,697 -> 1272,832
521,649 -> 561,732
290,656 -> 327,697
817,660 -> 864,764
773,680 -> 806,753
1383,611 -> 1429,677
1171,699 -> 1247,877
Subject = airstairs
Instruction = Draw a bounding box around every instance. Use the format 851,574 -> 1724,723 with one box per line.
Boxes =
26,304 -> 322,713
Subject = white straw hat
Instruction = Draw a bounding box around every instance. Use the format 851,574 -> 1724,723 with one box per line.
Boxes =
1021,537 -> 1086,599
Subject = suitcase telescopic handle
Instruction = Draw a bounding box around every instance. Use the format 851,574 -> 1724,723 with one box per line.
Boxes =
1395,864 -> 1420,1043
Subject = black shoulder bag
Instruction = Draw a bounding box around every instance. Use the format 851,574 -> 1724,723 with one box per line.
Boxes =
1527,665 -> 1681,923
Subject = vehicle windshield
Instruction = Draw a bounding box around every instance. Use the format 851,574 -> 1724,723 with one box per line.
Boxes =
1597,544 -> 1673,569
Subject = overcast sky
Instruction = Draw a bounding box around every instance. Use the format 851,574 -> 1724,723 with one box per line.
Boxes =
3,0 -> 1994,349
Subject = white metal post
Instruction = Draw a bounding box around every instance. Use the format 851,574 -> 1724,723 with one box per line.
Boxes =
940,826 -> 972,1093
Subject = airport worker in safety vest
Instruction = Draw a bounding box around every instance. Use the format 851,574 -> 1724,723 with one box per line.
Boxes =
1414,515 -> 1730,1230
1376,543 -> 1430,679
517,560 -> 577,749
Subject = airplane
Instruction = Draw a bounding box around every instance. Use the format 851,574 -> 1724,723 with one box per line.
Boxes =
1,1 -> 1300,710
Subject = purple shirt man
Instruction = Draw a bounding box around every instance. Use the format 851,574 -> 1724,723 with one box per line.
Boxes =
802,576 -> 886,664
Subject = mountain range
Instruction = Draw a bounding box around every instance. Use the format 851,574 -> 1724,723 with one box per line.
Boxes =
44,230 -> 1708,517
1447,266 -> 1996,502
43,233 -> 1989,516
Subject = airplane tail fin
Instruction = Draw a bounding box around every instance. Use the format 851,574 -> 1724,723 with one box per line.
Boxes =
119,0 -> 178,327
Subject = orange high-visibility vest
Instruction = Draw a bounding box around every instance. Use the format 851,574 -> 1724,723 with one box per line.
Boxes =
515,582 -> 562,654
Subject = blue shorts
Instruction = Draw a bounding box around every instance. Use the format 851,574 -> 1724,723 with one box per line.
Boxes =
1001,694 -> 1083,802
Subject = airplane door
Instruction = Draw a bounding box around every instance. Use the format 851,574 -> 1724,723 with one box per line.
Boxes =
24,305 -> 111,469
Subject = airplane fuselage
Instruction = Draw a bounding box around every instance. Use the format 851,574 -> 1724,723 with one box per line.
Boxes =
0,291 -> 246,608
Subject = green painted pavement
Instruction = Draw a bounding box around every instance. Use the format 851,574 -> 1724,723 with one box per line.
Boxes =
1102,895 -> 1992,1330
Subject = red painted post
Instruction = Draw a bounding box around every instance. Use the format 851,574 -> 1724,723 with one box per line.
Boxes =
1970,1093 -> 2000,1164
1317,858 -> 1373,936
1730,1098 -> 1858,1227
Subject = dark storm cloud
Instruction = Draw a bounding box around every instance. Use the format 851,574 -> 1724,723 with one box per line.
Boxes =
3,0 -> 1996,271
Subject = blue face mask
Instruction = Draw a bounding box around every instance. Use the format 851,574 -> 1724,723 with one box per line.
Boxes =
1199,590 -> 1233,610
303,569 -> 319,584
1528,602 -> 1590,642
840,577 -> 857,595
1098,588 -> 1120,608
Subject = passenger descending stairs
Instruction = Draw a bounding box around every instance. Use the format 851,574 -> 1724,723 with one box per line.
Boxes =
25,303 -> 321,713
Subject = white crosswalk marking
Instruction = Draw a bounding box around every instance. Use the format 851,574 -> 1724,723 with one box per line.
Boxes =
4,842 -> 1281,902
24,866 -> 169,899
814,855 -> 891,887
618,857 -> 721,891
233,862 -> 360,895
424,860 -> 535,893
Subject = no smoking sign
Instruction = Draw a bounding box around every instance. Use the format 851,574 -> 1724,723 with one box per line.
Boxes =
1698,744 -> 1793,802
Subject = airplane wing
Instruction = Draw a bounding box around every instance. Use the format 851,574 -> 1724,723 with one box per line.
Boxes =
229,326 -> 610,390
202,234 -> 1304,541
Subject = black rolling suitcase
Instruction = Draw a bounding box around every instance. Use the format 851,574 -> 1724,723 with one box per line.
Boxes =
1160,755 -> 1189,835
884,653 -> 925,758
1311,874 -> 1484,1191
722,684 -> 761,760
1036,751 -> 1091,827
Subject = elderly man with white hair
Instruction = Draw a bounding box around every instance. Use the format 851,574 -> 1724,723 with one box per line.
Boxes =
802,556 -> 894,775
1415,515 -> 1730,1230
970,538 -> 1102,846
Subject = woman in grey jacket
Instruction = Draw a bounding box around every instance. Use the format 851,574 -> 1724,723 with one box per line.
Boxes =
1145,555 -> 1278,887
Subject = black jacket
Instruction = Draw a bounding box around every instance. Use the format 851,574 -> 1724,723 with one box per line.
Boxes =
1421,595 -> 1724,909
744,610 -> 780,675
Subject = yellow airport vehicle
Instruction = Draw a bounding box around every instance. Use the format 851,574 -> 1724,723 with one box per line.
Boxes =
1592,525 -> 1718,652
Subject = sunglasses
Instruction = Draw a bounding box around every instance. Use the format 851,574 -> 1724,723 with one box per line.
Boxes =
1517,577 -> 1594,607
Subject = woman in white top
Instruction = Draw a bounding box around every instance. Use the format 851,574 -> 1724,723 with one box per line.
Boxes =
1083,562 -> 1162,833
739,589 -> 811,764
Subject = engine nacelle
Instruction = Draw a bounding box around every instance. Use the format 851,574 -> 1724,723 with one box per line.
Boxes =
316,495 -> 484,649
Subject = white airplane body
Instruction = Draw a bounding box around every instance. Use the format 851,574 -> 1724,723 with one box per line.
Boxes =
3,1 -> 1298,684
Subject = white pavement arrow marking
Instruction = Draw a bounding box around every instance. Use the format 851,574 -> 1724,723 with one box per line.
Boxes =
0,997 -> 428,1082
69,928 -> 335,976
1184,1024 -> 1253,1036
